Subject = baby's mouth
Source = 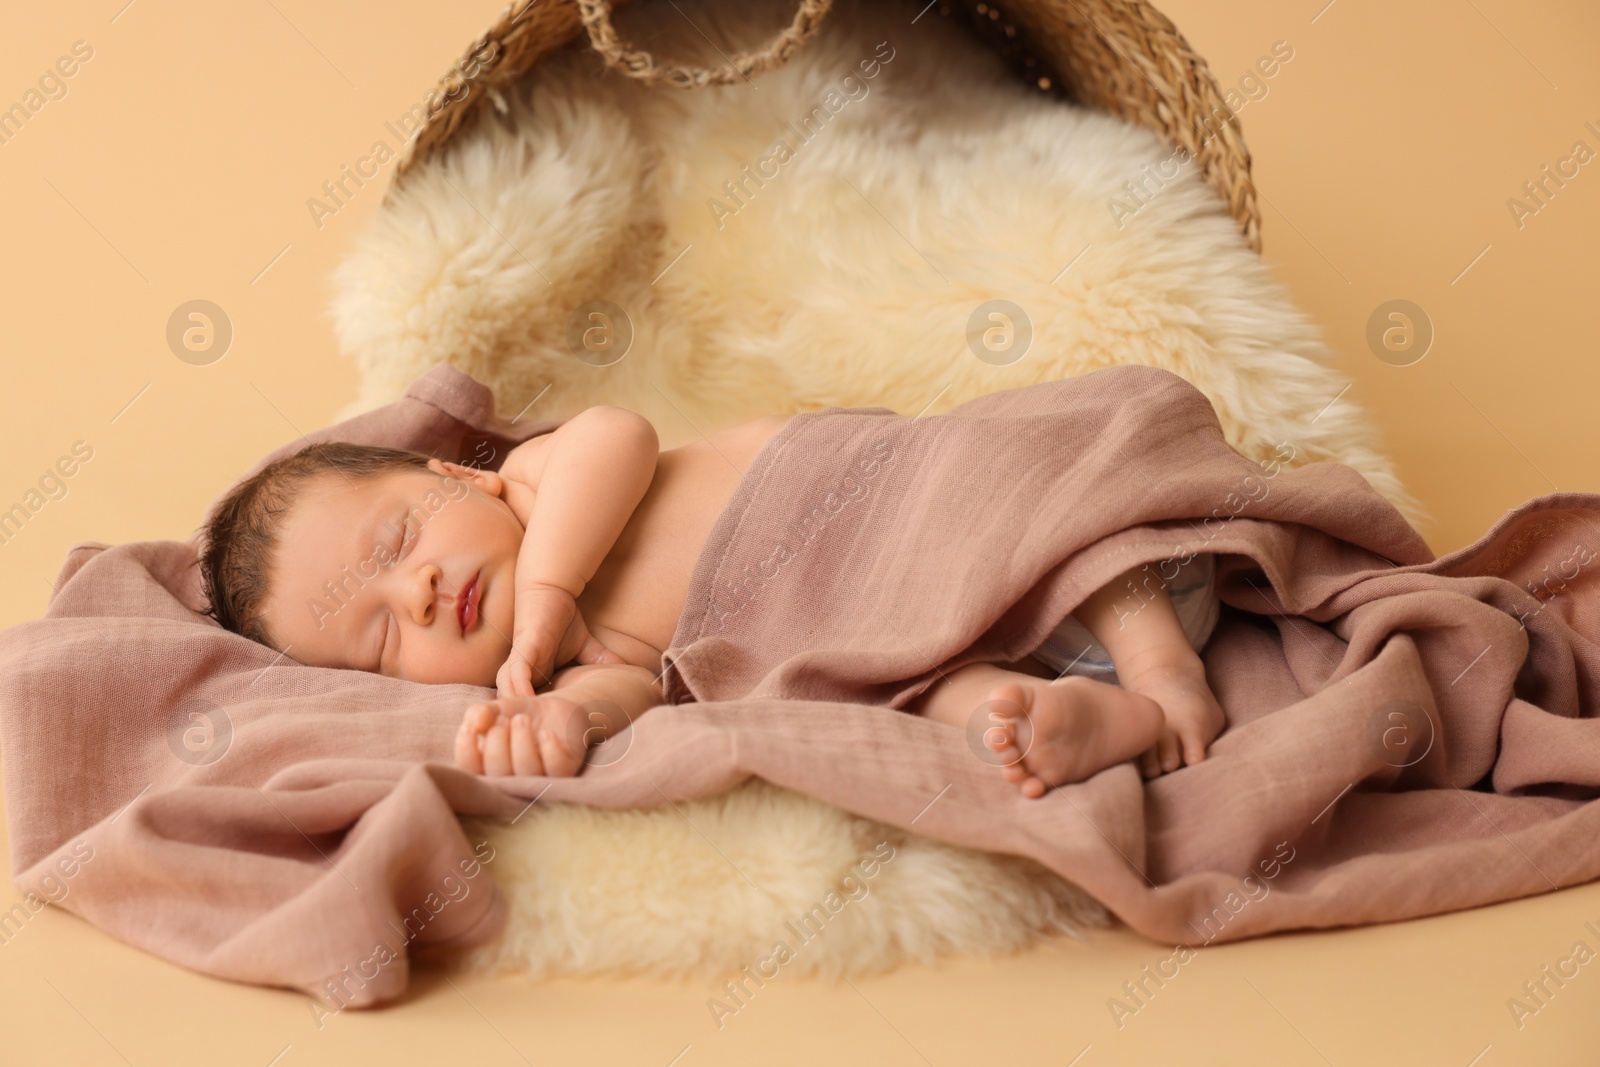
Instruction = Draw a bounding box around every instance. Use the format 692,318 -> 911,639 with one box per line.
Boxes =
457,571 -> 480,636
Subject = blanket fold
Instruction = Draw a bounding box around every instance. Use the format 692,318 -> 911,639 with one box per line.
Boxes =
5,361 -> 1600,1008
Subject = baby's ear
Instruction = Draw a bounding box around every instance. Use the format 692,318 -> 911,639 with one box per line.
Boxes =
427,457 -> 505,498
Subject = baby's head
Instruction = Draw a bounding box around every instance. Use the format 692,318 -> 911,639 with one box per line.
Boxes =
199,442 -> 524,687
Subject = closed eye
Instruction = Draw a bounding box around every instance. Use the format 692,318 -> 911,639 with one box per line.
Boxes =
394,509 -> 418,561
376,507 -> 417,672
377,610 -> 397,675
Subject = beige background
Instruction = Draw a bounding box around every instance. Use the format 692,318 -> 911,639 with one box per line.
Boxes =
2,0 -> 1598,1062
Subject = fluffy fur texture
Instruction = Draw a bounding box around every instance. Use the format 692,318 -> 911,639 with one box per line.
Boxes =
451,780 -> 1104,981
329,0 -> 1421,525
332,0 -> 1422,981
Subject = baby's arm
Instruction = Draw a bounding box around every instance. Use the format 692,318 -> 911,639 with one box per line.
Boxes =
496,406 -> 659,696
456,662 -> 663,778
1070,563 -> 1224,776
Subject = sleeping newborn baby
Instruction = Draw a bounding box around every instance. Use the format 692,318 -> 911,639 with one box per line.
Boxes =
199,406 -> 1225,796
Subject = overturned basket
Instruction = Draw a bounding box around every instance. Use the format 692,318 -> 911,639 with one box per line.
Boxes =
387,0 -> 1262,252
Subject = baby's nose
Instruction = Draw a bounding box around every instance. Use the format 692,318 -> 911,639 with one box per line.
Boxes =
408,564 -> 441,624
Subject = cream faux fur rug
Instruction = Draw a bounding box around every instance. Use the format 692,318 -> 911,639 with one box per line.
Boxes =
330,0 -> 1421,525
449,780 -> 1104,983
332,0 -> 1423,982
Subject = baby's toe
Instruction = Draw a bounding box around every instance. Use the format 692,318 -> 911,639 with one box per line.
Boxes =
987,683 -> 1031,721
986,726 -> 1027,769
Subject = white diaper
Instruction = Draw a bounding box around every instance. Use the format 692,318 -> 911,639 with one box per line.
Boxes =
1030,553 -> 1219,687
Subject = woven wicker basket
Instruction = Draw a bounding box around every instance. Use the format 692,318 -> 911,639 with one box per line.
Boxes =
386,0 -> 1262,252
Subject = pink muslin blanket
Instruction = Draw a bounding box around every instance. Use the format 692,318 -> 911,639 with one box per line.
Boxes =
5,361 -> 1600,1009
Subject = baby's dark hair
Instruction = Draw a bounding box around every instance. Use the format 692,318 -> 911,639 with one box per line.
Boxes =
199,442 -> 431,648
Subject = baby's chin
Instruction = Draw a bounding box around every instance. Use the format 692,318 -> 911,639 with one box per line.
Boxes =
459,637 -> 511,689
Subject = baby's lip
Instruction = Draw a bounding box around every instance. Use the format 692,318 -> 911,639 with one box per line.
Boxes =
457,571 -> 480,636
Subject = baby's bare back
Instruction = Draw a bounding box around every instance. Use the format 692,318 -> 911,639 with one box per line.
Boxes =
576,414 -> 790,669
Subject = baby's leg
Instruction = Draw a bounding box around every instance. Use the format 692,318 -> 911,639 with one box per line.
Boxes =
908,662 -> 1164,797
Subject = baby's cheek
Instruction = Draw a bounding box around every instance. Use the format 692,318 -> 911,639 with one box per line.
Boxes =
466,650 -> 500,688
401,629 -> 501,687
486,581 -> 517,642
429,645 -> 498,687
469,623 -> 513,687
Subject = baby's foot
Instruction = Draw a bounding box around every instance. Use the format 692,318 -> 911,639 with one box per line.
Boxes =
1120,666 -> 1227,778
455,696 -> 593,777
981,677 -> 1164,798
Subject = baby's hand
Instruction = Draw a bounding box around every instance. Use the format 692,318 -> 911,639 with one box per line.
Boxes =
497,583 -> 621,698
1120,663 -> 1226,778
455,696 -> 602,778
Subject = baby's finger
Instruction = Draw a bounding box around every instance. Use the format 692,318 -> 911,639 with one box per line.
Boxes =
516,651 -> 539,696
498,654 -> 532,700
1179,725 -> 1209,767
510,624 -> 549,673
509,713 -> 542,777
528,646 -> 556,688
536,724 -> 582,778
481,718 -> 513,777
454,714 -> 485,774
1158,729 -> 1182,773
520,636 -> 555,690
1139,743 -> 1162,779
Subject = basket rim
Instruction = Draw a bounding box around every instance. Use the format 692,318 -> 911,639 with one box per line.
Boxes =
382,0 -> 1261,253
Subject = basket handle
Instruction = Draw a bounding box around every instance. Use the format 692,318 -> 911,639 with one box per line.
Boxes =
575,0 -> 834,89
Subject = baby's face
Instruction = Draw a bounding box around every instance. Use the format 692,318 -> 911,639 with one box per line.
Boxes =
259,460 -> 523,686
